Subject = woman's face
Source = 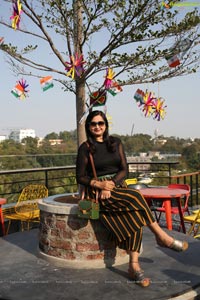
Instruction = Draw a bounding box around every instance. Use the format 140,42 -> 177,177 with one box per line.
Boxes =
89,115 -> 106,140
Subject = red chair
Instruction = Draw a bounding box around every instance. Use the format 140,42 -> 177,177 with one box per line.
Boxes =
155,184 -> 190,231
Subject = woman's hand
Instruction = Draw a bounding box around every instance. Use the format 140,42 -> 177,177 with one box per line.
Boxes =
100,190 -> 111,200
90,179 -> 115,191
99,180 -> 115,191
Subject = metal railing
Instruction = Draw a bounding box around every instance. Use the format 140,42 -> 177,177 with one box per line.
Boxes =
0,162 -> 199,206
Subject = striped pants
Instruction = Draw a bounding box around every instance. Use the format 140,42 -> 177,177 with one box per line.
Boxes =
99,187 -> 155,252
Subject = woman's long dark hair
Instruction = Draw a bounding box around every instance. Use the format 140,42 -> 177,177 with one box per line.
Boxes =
85,110 -> 117,153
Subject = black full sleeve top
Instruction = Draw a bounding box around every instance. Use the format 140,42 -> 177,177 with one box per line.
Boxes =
76,137 -> 128,187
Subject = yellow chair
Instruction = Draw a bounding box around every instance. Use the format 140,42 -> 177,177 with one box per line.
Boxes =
125,178 -> 137,186
3,184 -> 48,234
183,209 -> 200,237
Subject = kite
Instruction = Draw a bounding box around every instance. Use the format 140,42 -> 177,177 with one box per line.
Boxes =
11,78 -> 29,100
153,98 -> 167,121
104,68 -> 115,90
165,54 -> 180,68
90,89 -> 107,107
134,88 -> 145,105
10,0 -> 23,30
165,38 -> 193,67
108,81 -> 123,96
40,76 -> 54,92
142,91 -> 156,117
0,37 -> 4,44
65,53 -> 86,79
133,89 -> 167,121
79,90 -> 107,124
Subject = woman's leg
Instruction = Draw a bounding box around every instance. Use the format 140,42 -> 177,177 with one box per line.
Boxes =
127,250 -> 150,287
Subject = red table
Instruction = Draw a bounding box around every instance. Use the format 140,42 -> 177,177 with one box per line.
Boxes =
0,198 -> 6,236
140,187 -> 189,233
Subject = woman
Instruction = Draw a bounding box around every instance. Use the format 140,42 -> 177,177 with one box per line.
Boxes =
76,110 -> 188,287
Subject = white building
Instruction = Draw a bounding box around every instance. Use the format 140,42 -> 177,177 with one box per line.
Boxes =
0,135 -> 6,143
9,129 -> 36,143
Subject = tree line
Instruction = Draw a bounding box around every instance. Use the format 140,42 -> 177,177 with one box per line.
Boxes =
0,130 -> 199,172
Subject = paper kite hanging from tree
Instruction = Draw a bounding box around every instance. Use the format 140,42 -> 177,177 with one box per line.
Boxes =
10,0 -> 23,30
65,53 -> 86,79
153,97 -> 167,121
11,78 -> 29,100
134,89 -> 167,121
40,76 -> 54,92
141,91 -> 156,118
103,67 -> 123,96
103,68 -> 115,89
165,38 -> 193,68
90,89 -> 107,107
107,81 -> 123,96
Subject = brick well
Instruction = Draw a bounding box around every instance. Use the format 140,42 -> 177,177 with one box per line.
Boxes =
38,194 -> 128,268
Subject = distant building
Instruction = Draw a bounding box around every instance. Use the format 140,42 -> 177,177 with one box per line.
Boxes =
9,129 -> 36,143
37,138 -> 63,147
0,135 -> 6,143
48,139 -> 63,146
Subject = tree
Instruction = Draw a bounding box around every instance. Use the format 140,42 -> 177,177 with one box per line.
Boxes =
0,0 -> 200,146
44,132 -> 59,140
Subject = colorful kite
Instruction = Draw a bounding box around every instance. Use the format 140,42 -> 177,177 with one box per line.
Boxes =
134,88 -> 145,105
0,37 -> 4,44
79,90 -> 107,124
40,76 -> 54,91
142,91 -> 156,117
134,89 -> 167,121
65,53 -> 86,79
153,98 -> 167,121
10,0 -> 23,30
90,89 -> 107,107
11,78 -> 29,100
165,54 -> 180,68
165,38 -> 192,68
104,68 -> 115,89
108,81 -> 123,96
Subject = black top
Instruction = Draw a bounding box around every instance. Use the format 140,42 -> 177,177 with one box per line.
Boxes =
76,137 -> 128,186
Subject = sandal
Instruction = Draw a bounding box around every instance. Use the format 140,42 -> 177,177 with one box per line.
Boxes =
157,238 -> 188,252
128,269 -> 150,287
169,239 -> 188,252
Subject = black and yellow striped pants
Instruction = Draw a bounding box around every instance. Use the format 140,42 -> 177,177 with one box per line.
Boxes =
99,187 -> 155,252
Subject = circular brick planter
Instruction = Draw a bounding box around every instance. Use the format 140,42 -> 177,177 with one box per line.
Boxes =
38,193 -> 128,268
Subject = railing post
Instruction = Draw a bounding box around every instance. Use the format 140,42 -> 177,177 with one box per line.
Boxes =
195,173 -> 199,205
45,170 -> 48,189
189,175 -> 193,204
168,163 -> 172,184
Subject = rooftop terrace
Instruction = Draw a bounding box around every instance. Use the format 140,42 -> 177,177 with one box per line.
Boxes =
0,227 -> 200,300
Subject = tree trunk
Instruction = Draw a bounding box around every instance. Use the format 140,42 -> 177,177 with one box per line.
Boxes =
73,0 -> 86,147
76,79 -> 86,147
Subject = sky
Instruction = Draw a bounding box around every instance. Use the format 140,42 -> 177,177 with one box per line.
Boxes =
0,1 -> 200,140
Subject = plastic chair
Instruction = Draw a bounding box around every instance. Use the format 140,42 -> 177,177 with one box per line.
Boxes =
3,184 -> 48,234
155,184 -> 190,230
183,209 -> 200,237
125,178 -> 137,186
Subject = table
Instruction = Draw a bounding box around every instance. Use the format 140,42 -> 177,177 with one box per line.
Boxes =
140,187 -> 189,233
0,198 -> 7,236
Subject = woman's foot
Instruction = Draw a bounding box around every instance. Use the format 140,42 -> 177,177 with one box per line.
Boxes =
156,235 -> 188,252
128,262 -> 150,287
149,222 -> 189,252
